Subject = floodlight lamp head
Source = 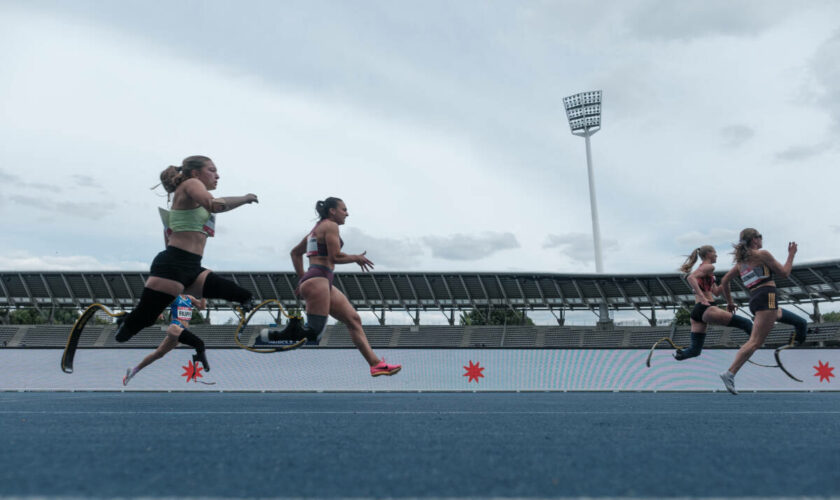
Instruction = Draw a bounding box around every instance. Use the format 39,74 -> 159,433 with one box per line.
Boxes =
563,90 -> 602,134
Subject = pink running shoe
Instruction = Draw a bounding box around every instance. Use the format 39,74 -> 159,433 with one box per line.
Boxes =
370,359 -> 401,377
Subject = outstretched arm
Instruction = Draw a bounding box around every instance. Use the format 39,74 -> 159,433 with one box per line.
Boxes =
182,178 -> 258,213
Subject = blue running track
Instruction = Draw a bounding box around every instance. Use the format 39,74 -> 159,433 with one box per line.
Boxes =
1,392 -> 838,498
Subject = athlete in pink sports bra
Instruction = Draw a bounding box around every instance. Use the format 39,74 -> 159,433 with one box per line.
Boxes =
264,197 -> 401,377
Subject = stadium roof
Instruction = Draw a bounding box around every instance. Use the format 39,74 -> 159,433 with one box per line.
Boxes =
3,260 -> 840,320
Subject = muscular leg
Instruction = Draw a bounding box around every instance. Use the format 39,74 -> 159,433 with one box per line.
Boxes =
704,307 -> 754,339
131,327 -> 181,376
728,309 -> 776,375
196,270 -> 254,309
328,287 -> 379,366
115,277 -> 181,342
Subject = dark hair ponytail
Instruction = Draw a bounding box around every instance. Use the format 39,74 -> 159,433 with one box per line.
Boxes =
315,197 -> 343,220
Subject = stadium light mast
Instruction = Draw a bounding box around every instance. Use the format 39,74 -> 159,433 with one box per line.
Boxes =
564,90 -> 611,325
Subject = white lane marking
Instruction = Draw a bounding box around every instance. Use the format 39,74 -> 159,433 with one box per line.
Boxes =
1,410 -> 839,415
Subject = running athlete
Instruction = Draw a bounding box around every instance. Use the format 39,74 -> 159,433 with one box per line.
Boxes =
718,228 -> 808,394
263,197 -> 401,376
123,294 -> 206,385
113,155 -> 258,373
675,245 -> 753,360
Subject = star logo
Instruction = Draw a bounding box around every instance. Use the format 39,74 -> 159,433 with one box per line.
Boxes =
463,360 -> 485,383
813,360 -> 835,383
181,360 -> 204,383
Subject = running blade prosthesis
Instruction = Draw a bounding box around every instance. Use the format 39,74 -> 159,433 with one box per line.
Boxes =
62,304 -> 126,374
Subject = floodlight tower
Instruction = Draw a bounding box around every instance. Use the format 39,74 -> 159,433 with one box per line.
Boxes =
564,90 -> 611,325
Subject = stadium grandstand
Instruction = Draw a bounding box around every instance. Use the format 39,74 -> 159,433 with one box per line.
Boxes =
3,260 -> 840,349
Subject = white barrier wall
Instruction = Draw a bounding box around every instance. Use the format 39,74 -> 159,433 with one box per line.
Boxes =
0,348 -> 837,391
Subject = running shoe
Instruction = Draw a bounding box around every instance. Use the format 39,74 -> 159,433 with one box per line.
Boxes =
370,359 -> 401,377
193,351 -> 210,372
122,368 -> 134,386
719,371 -> 738,395
260,317 -> 305,343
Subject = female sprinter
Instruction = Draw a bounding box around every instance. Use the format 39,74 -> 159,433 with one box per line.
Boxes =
122,294 -> 206,385
718,228 -> 808,394
675,245 -> 753,360
114,155 -> 258,373
265,197 -> 401,376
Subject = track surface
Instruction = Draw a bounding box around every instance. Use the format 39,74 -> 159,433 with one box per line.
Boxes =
1,392 -> 838,498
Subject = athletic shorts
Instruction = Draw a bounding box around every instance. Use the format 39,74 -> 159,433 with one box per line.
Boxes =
149,246 -> 206,287
298,264 -> 335,289
748,286 -> 778,314
690,302 -> 716,323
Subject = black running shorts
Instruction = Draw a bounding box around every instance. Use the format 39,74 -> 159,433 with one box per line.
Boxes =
149,246 -> 206,287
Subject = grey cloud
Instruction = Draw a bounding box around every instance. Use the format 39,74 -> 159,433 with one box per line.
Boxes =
811,31 -> 840,132
625,0 -> 791,41
72,174 -> 100,188
0,169 -> 62,191
543,233 -> 619,264
341,227 -> 424,268
423,232 -> 519,261
720,125 -> 754,148
775,143 -> 831,162
10,195 -> 107,219
675,228 -> 738,247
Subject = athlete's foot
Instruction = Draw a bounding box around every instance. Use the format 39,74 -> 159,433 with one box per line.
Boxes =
370,358 -> 401,377
122,368 -> 134,386
673,349 -> 687,361
719,371 -> 738,395
193,351 -> 210,372
260,317 -> 305,342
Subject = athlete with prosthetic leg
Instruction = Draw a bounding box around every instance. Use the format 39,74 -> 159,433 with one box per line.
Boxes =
718,228 -> 808,394
113,155 -> 259,374
676,245 -> 753,361
262,197 -> 401,377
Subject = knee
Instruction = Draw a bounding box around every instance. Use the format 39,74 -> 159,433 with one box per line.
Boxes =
346,312 -> 362,328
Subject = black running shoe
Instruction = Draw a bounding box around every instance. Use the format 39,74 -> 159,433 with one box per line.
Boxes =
192,351 -> 210,372
239,299 -> 257,315
673,349 -> 687,361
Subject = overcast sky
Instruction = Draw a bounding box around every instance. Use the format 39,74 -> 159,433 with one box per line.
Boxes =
1,0 -> 839,324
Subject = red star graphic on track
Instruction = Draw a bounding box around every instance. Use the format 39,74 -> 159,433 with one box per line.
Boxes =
463,360 -> 485,383
181,360 -> 204,383
813,360 -> 834,383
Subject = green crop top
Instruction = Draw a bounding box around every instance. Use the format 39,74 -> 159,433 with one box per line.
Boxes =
158,207 -> 215,237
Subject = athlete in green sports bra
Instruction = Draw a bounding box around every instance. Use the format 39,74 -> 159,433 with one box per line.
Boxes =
112,155 -> 259,373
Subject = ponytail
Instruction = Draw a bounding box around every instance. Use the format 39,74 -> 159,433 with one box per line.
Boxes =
679,244 -> 715,273
680,249 -> 701,274
156,155 -> 211,198
732,228 -> 760,264
315,197 -> 343,220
